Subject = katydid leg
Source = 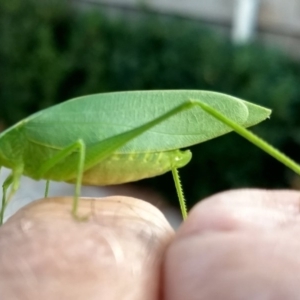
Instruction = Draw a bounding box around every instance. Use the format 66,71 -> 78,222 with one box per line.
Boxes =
194,101 -> 300,176
36,139 -> 86,219
1,174 -> 13,224
172,168 -> 187,220
0,166 -> 23,224
44,180 -> 50,198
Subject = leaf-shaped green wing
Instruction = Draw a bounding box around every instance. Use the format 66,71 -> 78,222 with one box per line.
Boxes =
22,90 -> 271,153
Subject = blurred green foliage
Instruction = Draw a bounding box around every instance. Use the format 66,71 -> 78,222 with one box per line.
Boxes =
1,0 -> 300,207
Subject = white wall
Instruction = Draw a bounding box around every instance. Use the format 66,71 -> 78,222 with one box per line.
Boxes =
80,0 -> 300,57
259,0 -> 300,57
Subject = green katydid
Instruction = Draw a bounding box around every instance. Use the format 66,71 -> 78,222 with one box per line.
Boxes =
0,90 -> 299,224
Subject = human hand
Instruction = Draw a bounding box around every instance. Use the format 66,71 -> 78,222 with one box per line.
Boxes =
1,189 -> 300,300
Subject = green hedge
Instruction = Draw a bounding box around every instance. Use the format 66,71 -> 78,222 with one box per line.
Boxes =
1,0 -> 300,207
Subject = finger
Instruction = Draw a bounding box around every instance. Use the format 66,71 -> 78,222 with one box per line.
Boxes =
179,188 -> 300,233
0,196 -> 174,300
164,189 -> 300,300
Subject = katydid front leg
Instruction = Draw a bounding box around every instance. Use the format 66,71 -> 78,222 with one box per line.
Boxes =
36,140 -> 86,219
1,165 -> 23,224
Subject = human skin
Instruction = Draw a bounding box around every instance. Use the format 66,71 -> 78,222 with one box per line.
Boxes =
1,189 -> 300,300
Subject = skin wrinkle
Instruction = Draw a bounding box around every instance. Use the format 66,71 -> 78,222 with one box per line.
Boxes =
95,226 -> 125,266
17,258 -> 40,291
0,225 -> 43,292
9,233 -> 107,291
202,206 -> 299,231
90,198 -> 170,253
112,217 -> 163,268
178,189 -> 300,236
90,206 -> 165,251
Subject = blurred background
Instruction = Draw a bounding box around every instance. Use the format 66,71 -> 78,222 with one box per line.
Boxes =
1,0 -> 300,222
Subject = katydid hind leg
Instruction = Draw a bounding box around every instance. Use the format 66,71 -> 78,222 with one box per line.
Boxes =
113,99 -> 300,218
194,100 -> 300,176
36,139 -> 86,220
171,100 -> 300,178
171,168 -> 187,220
86,99 -> 289,220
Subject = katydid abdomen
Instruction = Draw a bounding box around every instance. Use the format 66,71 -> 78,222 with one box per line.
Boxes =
76,149 -> 192,185
10,134 -> 191,184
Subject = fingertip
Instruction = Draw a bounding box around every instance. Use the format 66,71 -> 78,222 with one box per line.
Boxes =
0,196 -> 174,300
163,189 -> 300,300
178,189 -> 300,237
